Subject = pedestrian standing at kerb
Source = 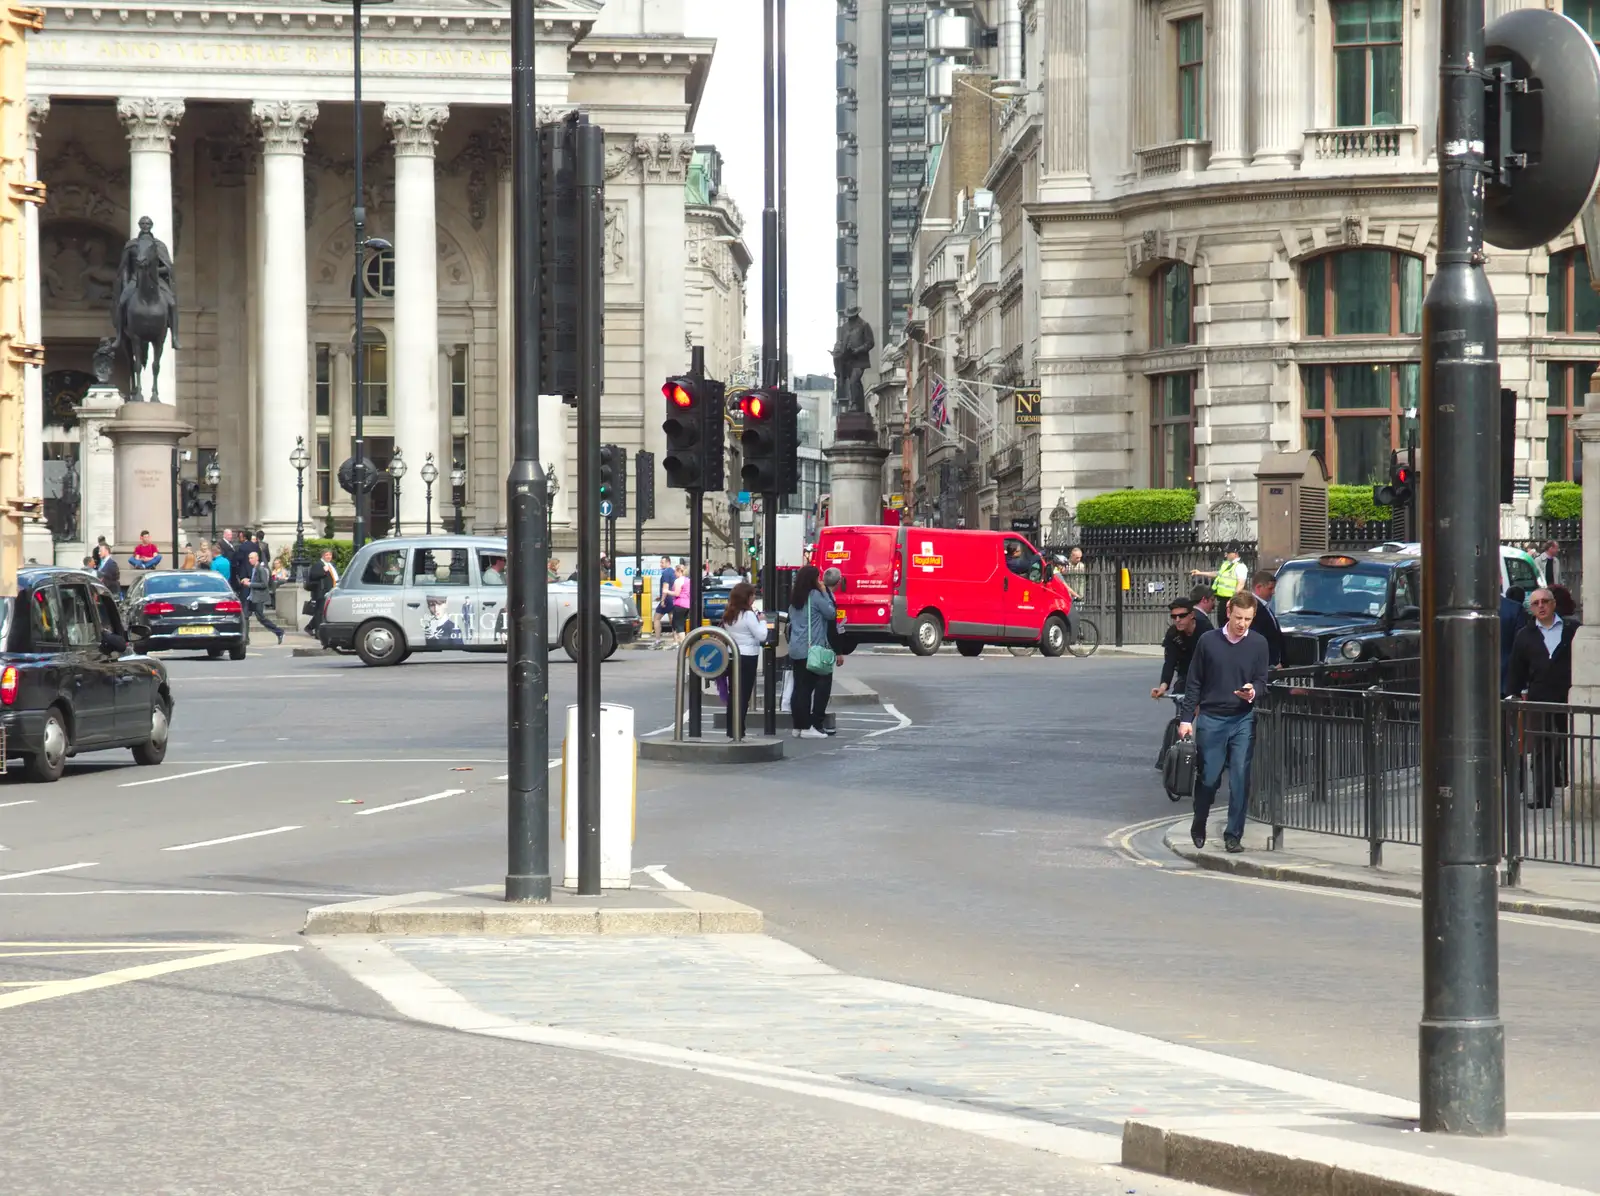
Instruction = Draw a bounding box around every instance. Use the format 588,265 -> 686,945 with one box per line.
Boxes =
1191,540 -> 1249,601
1178,590 -> 1270,855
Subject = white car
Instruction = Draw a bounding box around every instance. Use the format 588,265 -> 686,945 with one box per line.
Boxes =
316,535 -> 642,667
1370,541 -> 1544,596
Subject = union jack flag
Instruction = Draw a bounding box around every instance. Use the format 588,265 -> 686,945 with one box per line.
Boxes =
929,377 -> 951,429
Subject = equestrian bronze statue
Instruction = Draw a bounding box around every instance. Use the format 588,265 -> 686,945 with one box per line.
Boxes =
111,216 -> 180,403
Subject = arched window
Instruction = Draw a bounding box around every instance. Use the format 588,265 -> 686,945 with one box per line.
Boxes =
1303,249 -> 1423,336
358,327 -> 388,419
1547,248 -> 1600,335
1150,262 -> 1192,347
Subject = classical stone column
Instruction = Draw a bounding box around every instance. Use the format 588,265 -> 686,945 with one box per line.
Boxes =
330,343 -> 354,525
23,97 -> 49,563
385,103 -> 448,532
1042,0 -> 1090,194
1208,0 -> 1246,168
251,101 -> 318,543
1566,412 -> 1600,819
1253,0 -> 1300,166
116,97 -> 184,402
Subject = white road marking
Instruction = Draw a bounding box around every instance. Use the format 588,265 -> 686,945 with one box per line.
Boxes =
636,865 -> 690,891
355,789 -> 467,816
0,800 -> 36,809
0,944 -> 298,1011
493,760 -> 562,781
158,758 -> 510,766
119,761 -> 262,788
864,703 -> 912,737
640,720 -> 679,739
162,826 -> 300,852
0,889 -> 385,899
0,862 -> 97,882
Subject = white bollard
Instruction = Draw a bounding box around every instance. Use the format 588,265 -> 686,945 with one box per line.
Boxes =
562,703 -> 637,889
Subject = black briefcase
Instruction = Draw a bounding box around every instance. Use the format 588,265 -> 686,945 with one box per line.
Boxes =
1155,717 -> 1180,770
1162,734 -> 1198,800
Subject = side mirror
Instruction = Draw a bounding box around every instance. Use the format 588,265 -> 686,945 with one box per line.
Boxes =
1396,605 -> 1421,622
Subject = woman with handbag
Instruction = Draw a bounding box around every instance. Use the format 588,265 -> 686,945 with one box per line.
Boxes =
786,564 -> 838,739
720,581 -> 765,738
669,563 -> 692,644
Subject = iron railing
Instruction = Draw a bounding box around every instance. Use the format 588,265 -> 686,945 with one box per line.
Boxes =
1252,684 -> 1600,880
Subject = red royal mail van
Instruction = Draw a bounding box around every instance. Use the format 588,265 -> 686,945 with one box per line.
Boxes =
811,525 -> 1075,657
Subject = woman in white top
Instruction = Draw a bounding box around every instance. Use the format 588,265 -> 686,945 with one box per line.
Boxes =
720,580 -> 765,738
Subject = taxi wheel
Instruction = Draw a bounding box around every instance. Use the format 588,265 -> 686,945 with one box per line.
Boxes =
910,612 -> 944,656
23,708 -> 69,783
356,619 -> 406,667
956,640 -> 984,658
1039,616 -> 1069,658
132,698 -> 171,766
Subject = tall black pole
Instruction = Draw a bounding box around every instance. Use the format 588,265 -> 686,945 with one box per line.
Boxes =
505,0 -> 552,904
633,452 -> 645,612
688,346 -> 707,739
1419,0 -> 1505,1135
350,0 -> 368,551
760,0 -> 781,736
170,446 -> 179,569
575,116 -> 605,896
776,0 -> 789,395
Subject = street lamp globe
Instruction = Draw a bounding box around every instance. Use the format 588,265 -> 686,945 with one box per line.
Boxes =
388,448 -> 407,480
204,460 -> 221,488
419,453 -> 438,487
451,461 -> 466,489
546,464 -> 559,498
290,438 -> 310,472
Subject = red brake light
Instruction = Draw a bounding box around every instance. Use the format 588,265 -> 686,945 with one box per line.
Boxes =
664,382 -> 693,408
0,666 -> 16,706
214,599 -> 242,614
143,600 -> 176,616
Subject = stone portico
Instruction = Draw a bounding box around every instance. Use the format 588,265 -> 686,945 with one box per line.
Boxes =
26,0 -> 719,562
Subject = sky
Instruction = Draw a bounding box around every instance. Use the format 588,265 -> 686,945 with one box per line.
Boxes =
683,0 -> 835,380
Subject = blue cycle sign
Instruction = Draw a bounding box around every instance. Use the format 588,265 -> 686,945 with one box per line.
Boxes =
688,637 -> 730,680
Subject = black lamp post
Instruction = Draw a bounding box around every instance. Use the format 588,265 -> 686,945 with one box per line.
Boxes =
319,0 -> 393,551
204,458 -> 220,544
420,451 -> 438,534
545,462 -> 559,547
450,460 -> 466,534
290,436 -> 310,578
388,447 -> 406,537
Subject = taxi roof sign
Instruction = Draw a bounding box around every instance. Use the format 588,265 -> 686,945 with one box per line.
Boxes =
1318,554 -> 1358,568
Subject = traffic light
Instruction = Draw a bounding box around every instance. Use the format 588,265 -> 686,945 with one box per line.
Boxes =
661,376 -> 725,491
539,114 -> 580,399
737,388 -> 779,493
1373,449 -> 1418,509
737,387 -> 799,496
635,449 -> 656,521
598,443 -> 626,519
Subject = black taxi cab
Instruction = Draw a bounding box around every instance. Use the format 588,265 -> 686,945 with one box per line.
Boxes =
0,567 -> 174,781
1273,552 -> 1420,667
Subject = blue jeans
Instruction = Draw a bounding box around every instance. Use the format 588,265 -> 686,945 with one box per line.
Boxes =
1192,709 -> 1255,841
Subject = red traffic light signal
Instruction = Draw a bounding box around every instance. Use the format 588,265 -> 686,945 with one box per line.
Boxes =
740,391 -> 771,421
1394,464 -> 1413,485
663,380 -> 694,408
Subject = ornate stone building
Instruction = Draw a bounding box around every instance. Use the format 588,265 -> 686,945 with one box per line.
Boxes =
26,0 -> 736,563
883,0 -> 1600,537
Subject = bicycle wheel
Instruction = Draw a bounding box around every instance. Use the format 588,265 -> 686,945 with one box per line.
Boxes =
1068,617 -> 1100,658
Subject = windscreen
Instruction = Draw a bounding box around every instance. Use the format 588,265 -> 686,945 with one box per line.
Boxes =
1274,563 -> 1391,620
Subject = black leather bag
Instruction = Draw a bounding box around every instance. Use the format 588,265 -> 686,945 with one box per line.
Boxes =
1162,734 -> 1198,799
1156,716 -> 1180,771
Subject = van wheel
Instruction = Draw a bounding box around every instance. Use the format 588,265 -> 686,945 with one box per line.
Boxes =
600,621 -> 618,661
910,613 -> 943,656
1039,616 -> 1069,658
956,640 -> 984,658
355,620 -> 406,667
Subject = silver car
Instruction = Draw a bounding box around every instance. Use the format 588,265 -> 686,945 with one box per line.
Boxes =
316,535 -> 642,667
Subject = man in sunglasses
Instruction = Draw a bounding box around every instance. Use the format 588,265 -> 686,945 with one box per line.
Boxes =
1152,596 -> 1212,701
1506,587 -> 1580,810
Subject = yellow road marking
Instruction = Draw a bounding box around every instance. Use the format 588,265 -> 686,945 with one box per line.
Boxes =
0,941 -> 255,948
0,944 -> 298,1012
0,947 -> 233,958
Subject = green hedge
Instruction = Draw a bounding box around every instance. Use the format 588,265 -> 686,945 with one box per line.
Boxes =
1328,484 -> 1393,523
302,538 -> 356,572
1541,482 -> 1582,520
1076,489 -> 1197,527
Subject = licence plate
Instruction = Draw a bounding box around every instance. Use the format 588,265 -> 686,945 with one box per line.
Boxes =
177,625 -> 215,636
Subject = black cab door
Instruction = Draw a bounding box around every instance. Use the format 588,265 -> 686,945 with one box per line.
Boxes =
1384,566 -> 1422,659
53,577 -> 117,746
95,587 -> 153,739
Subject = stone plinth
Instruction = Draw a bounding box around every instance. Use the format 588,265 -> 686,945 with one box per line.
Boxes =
71,386 -> 125,558
100,401 -> 192,560
824,438 -> 891,528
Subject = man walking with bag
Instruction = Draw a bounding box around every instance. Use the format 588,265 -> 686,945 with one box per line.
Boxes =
240,550 -> 285,644
1178,591 -> 1270,853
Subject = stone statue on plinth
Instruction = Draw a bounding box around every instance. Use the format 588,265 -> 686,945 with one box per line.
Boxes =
110,216 -> 181,402
832,308 -> 877,442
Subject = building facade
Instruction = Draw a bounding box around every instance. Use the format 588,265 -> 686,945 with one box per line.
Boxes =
884,0 -> 1600,538
26,0 -> 736,565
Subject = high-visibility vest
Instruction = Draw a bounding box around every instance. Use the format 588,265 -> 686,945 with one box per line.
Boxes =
1212,559 -> 1248,598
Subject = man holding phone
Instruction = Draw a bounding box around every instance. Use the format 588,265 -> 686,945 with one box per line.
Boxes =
1178,590 -> 1271,854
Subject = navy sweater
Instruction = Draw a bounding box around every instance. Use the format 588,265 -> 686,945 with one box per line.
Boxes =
1177,627 -> 1271,723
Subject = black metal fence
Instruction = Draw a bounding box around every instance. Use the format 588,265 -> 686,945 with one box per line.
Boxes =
1041,542 -> 1256,645
1252,683 -> 1600,881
